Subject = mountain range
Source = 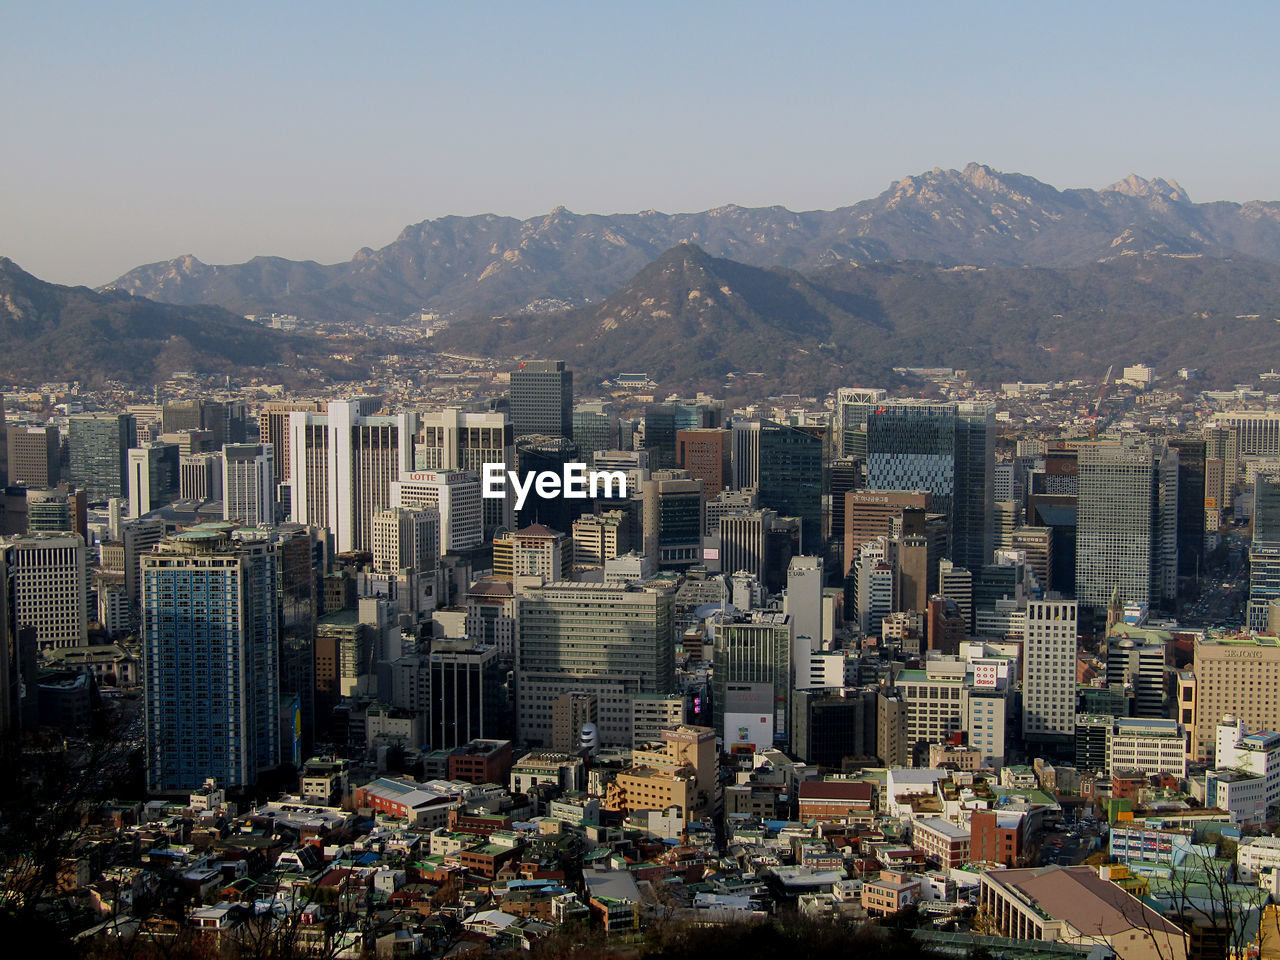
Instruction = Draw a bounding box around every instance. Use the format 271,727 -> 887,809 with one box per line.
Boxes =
106,163 -> 1280,324
0,258 -> 359,387
432,244 -> 1280,391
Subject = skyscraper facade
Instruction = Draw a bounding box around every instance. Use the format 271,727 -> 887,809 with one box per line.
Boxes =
1022,599 -> 1078,751
128,442 -> 180,517
1075,439 -> 1178,609
866,400 -> 994,570
2,532 -> 88,650
515,582 -> 674,747
7,425 -> 60,488
288,400 -> 413,553
571,401 -> 617,459
412,407 -> 515,534
142,527 -> 280,793
223,443 -> 276,526
68,414 -> 136,501
757,420 -> 823,553
1249,474 -> 1280,632
510,360 -> 572,440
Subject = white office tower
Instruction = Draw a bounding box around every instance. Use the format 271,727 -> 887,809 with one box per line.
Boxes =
785,555 -> 824,673
731,419 -> 761,490
371,507 -> 441,574
288,400 -> 414,553
390,470 -> 483,554
2,533 -> 89,650
412,408 -> 514,534
1022,600 -> 1078,749
223,443 -> 276,526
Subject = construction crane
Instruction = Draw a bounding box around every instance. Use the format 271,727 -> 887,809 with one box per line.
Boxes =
1090,364 -> 1114,440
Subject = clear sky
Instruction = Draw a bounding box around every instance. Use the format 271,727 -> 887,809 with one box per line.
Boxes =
3,1 -> 1277,286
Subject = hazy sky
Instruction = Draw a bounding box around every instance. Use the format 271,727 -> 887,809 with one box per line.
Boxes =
4,1 -> 1278,286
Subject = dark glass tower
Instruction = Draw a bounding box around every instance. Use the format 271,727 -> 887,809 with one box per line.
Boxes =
866,400 -> 994,570
756,420 -> 823,554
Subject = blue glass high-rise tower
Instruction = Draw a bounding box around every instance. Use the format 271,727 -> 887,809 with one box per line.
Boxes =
143,525 -> 280,793
866,400 -> 994,571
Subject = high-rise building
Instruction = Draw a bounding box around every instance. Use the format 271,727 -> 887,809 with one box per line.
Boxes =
716,509 -> 775,584
512,436 -> 585,531
258,400 -> 325,484
843,490 -> 931,576
785,555 -> 824,669
1106,631 -> 1171,719
712,610 -> 793,742
515,582 -> 674,747
1203,422 -> 1239,515
938,559 -> 974,634
571,510 -> 629,568
7,425 -> 60,487
731,419 -> 761,491
161,399 -> 238,449
68,414 -> 136,501
572,401 -> 617,459
429,640 -> 510,750
1168,437 -> 1207,581
494,523 -> 571,582
1249,474 -> 1280,632
1022,600 -> 1078,752
642,475 -> 704,570
789,687 -> 878,767
757,420 -> 823,553
180,452 -> 223,502
643,404 -> 679,470
223,443 -> 276,526
1010,526 -> 1053,594
827,456 -> 862,549
273,523 -> 319,757
510,360 -> 572,440
866,400 -> 995,570
142,527 -> 280,793
288,400 -> 413,553
25,486 -> 88,542
1027,445 -> 1078,596
412,407 -> 514,534
835,387 -> 886,460
127,442 -> 179,517
371,507 -> 440,574
2,533 -> 88,650
676,428 -> 731,499
390,470 -> 483,554
1191,634 -> 1280,762
1212,411 -> 1280,457
1075,439 -> 1179,609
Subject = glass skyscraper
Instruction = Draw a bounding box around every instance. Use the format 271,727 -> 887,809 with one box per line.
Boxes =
757,421 -> 823,554
1249,474 -> 1280,631
142,526 -> 280,793
866,400 -> 994,570
68,413 -> 136,501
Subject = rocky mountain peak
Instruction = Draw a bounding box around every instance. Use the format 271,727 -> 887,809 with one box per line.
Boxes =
1104,174 -> 1191,203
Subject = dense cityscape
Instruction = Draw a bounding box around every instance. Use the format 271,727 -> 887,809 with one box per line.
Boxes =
2,353 -> 1280,959
9,3 -> 1280,958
